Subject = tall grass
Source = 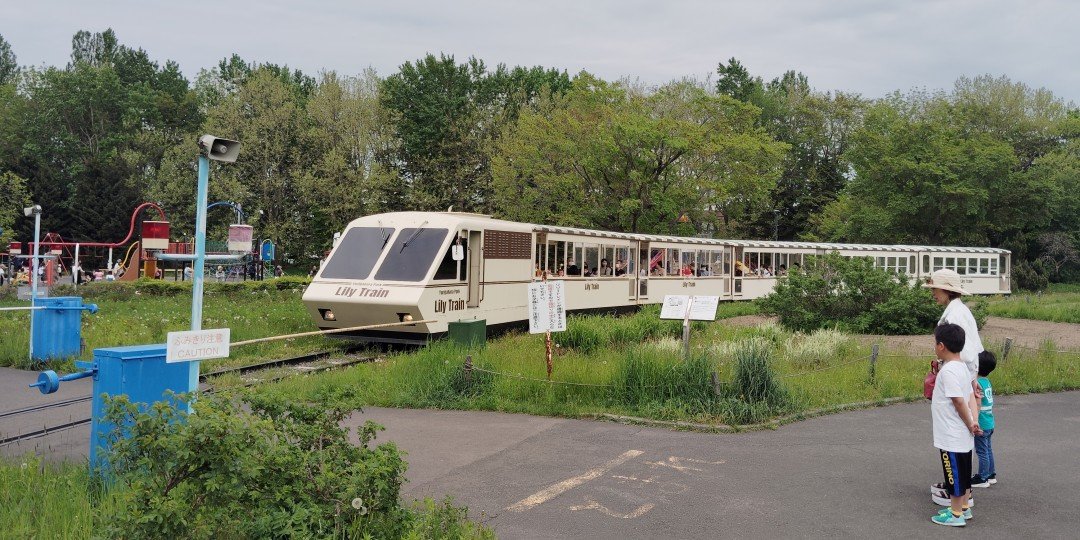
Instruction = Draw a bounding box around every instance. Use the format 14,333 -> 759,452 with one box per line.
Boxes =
985,287 -> 1080,324
0,456 -> 104,539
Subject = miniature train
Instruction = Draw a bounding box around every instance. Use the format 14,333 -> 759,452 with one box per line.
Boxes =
302,212 -> 1011,344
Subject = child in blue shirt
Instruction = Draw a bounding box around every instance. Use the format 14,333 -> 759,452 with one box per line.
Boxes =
971,350 -> 997,487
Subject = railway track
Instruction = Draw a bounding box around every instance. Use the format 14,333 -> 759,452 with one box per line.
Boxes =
0,350 -> 376,448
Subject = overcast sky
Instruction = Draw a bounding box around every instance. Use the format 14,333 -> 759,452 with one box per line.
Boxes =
3,0 -> 1077,103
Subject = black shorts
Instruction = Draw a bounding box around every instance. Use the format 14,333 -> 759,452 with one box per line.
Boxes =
938,448 -> 973,497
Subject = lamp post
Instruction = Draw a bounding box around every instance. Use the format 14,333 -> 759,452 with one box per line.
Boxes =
191,135 -> 241,331
23,204 -> 42,360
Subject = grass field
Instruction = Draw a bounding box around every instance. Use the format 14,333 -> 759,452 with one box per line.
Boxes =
0,285 -> 343,371
258,307 -> 1080,427
985,283 -> 1080,324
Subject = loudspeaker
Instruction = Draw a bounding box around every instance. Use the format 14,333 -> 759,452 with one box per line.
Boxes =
198,135 -> 242,163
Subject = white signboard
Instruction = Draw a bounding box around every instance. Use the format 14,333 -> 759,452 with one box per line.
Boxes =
166,328 -> 231,363
660,295 -> 690,319
527,280 -> 566,334
659,295 -> 721,321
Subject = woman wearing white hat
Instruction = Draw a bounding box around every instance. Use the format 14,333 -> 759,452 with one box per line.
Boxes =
923,269 -> 984,387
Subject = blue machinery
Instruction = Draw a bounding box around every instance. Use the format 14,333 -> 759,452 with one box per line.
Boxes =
31,344 -> 198,471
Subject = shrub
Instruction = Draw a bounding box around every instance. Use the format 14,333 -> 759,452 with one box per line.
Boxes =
614,346 -> 716,409
52,276 -> 311,300
757,252 -> 939,334
785,329 -> 851,369
558,315 -> 608,353
1012,260 -> 1049,292
99,389 -> 419,539
730,338 -> 788,409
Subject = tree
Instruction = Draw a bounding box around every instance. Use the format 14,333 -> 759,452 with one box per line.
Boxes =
380,53 -> 569,212
490,73 -> 786,235
0,171 -> 30,246
0,33 -> 18,85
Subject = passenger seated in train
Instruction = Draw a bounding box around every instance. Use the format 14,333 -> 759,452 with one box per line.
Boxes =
699,265 -> 713,277
567,258 -> 581,276
681,263 -> 695,276
614,259 -> 627,276
598,258 -> 613,276
777,264 -> 787,276
734,260 -> 749,276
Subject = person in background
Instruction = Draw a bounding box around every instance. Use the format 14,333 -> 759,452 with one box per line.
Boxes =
183,265 -> 193,281
0,264 -> 6,286
613,259 -> 626,276
566,258 -> 580,276
598,258 -> 613,276
274,265 -> 284,278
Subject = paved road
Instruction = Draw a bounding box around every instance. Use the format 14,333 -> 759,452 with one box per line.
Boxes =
4,363 -> 1076,539
347,392 -> 1080,539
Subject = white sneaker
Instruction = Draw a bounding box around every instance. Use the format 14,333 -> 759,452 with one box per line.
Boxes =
931,489 -> 973,508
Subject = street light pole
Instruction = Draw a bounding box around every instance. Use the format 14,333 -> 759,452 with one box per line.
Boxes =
191,135 -> 241,332
25,205 -> 42,361
191,154 -> 210,331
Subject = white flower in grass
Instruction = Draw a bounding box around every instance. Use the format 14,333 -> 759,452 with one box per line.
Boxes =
351,497 -> 364,510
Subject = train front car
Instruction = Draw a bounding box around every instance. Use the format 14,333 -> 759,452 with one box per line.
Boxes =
303,212 -> 463,344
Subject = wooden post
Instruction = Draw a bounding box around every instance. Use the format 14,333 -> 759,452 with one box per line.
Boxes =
464,355 -> 473,387
1002,337 -> 1013,362
869,344 -> 879,384
545,330 -> 553,381
682,297 -> 694,361
710,371 -> 721,398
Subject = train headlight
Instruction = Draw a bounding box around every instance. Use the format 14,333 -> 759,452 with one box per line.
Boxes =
319,309 -> 336,321
402,314 -> 414,322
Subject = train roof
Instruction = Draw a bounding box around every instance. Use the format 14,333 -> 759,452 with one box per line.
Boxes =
349,213 -> 1010,254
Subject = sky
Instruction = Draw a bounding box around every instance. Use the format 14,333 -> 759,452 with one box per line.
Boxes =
3,0 -> 1077,103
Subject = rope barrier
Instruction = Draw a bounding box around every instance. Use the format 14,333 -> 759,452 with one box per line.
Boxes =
230,319 -> 437,347
779,356 -> 869,379
470,366 -> 620,388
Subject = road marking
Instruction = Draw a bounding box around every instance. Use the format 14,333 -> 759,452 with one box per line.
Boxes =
646,456 -> 726,473
570,497 -> 655,519
506,449 -> 644,512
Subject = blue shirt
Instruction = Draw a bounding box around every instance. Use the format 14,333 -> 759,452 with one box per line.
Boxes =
978,377 -> 994,431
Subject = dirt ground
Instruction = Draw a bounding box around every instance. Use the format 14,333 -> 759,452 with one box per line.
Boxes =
724,315 -> 1080,354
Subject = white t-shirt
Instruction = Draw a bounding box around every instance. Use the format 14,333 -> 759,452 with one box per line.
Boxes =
932,360 -> 975,452
939,299 -> 983,381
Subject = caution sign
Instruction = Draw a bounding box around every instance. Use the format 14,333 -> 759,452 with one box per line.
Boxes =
166,328 -> 231,363
527,280 -> 566,334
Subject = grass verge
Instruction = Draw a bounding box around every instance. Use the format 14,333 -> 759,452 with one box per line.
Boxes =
985,283 -> 1080,324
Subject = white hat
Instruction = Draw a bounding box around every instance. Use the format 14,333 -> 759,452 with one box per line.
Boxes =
922,269 -> 969,296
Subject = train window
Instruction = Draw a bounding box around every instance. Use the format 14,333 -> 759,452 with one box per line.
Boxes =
933,257 -> 943,271
374,227 -> 450,282
923,255 -> 930,273
991,258 -> 999,275
583,244 -> 599,276
434,235 -> 467,281
910,256 -> 916,274
320,227 -> 395,280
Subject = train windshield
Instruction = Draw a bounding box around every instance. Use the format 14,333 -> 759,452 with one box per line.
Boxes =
320,227 -> 395,280
375,227 -> 450,282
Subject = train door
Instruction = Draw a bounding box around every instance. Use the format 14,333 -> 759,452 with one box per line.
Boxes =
731,246 -> 743,297
467,230 -> 483,308
636,241 -> 649,300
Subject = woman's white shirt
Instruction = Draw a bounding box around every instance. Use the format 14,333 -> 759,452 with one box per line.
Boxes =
939,298 -> 984,380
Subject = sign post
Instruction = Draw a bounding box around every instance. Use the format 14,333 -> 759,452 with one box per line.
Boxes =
166,328 -> 231,363
527,277 -> 566,380
660,295 -> 720,360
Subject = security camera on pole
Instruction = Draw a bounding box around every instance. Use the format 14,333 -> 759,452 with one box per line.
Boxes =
23,204 -> 42,360
191,135 -> 241,331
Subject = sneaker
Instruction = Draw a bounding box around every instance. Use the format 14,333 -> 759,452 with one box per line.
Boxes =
938,507 -> 973,520
931,510 -> 966,527
988,474 -> 998,485
932,489 -> 974,508
971,476 -> 991,488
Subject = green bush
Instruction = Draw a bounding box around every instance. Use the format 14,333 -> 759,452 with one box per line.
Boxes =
614,346 -> 716,409
51,276 -> 311,300
757,252 -> 939,334
730,338 -> 789,411
559,315 -> 608,353
1012,259 -> 1049,292
98,388 -> 449,539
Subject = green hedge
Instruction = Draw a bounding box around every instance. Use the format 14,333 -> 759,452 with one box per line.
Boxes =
50,277 -> 310,300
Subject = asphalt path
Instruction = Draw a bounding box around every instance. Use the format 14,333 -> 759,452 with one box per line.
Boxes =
4,362 -> 1076,539
347,392 -> 1080,539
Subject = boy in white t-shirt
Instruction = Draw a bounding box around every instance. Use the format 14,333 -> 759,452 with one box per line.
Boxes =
929,323 -> 982,527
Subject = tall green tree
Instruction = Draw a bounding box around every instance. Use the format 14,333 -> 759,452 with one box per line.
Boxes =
491,73 -> 786,235
380,54 -> 569,212
0,34 -> 18,86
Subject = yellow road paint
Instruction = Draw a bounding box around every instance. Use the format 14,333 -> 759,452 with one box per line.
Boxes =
506,449 -> 644,512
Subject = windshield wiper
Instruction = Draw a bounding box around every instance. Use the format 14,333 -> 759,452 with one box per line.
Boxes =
377,221 -> 391,250
399,221 -> 429,253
